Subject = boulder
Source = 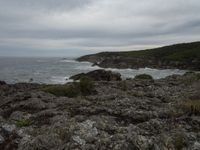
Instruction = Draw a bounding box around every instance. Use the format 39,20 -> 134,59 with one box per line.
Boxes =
193,142 -> 200,150
69,120 -> 98,147
0,135 -> 4,144
0,81 -> 6,85
70,69 -> 122,81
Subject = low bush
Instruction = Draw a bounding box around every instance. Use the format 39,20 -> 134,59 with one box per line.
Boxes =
42,84 -> 80,98
173,133 -> 187,150
79,76 -> 94,96
184,71 -> 195,75
179,100 -> 200,115
16,119 -> 30,128
42,77 -> 95,97
134,74 -> 153,80
182,72 -> 200,84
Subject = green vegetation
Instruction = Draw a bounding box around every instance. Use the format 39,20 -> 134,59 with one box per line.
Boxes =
134,74 -> 153,80
78,41 -> 200,62
181,72 -> 200,84
183,72 -> 200,79
183,73 -> 200,83
16,119 -> 30,128
180,100 -> 200,116
173,133 -> 187,150
42,84 -> 79,98
79,76 -> 94,96
42,77 -> 95,97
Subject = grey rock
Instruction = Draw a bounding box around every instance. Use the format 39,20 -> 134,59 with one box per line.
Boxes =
0,73 -> 200,149
73,120 -> 98,144
193,142 -> 200,150
2,124 -> 16,133
0,81 -> 6,85
18,134 -> 62,150
9,111 -> 31,121
0,134 -> 4,144
72,135 -> 86,145
70,69 -> 122,81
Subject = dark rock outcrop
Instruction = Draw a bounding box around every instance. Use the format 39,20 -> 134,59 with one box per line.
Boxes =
70,69 -> 122,81
96,57 -> 200,70
77,41 -> 200,70
0,81 -> 6,85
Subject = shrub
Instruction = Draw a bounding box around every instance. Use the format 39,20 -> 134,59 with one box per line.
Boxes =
79,76 -> 94,96
134,74 -> 153,80
182,72 -> 200,84
16,119 -> 30,128
184,71 -> 195,75
42,84 -> 80,98
173,133 -> 186,150
180,100 -> 200,115
42,77 -> 95,97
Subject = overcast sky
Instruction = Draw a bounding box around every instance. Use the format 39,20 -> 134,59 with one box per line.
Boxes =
0,0 -> 200,57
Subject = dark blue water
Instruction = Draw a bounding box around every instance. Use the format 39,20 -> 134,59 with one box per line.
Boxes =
0,57 -> 187,84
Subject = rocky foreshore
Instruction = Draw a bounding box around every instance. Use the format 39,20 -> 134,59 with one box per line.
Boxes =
0,72 -> 200,150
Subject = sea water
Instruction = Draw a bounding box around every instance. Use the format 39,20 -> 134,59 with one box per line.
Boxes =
0,57 -> 187,84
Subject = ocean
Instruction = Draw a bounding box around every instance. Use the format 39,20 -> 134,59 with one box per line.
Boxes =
0,57 -> 187,84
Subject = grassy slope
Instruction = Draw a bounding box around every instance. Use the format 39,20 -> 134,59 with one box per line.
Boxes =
78,41 -> 200,61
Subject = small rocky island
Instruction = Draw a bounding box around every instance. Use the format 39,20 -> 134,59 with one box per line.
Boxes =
0,70 -> 200,150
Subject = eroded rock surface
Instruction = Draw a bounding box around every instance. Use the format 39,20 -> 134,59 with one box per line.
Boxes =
0,73 -> 200,149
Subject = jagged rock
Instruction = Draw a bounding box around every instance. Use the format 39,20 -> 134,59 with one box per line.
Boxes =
18,134 -> 62,150
0,73 -> 200,149
0,116 -> 4,122
11,98 -> 56,113
72,120 -> 98,145
0,124 -> 19,150
0,135 -> 4,144
9,111 -> 31,121
72,135 -> 86,145
70,69 -> 122,81
1,124 -> 16,134
0,81 -> 6,85
193,142 -> 200,150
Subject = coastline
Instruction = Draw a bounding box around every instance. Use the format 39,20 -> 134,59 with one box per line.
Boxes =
77,41 -> 200,71
0,57 -> 187,84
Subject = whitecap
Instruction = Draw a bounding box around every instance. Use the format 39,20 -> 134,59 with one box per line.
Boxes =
75,65 -> 102,70
50,76 -> 68,84
59,59 -> 78,63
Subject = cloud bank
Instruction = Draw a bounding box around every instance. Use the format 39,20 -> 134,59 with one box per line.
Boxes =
0,0 -> 200,56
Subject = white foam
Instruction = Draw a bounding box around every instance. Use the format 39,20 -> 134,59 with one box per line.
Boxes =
79,61 -> 92,64
36,60 -> 48,63
60,59 -> 77,63
103,67 -> 187,79
50,76 -> 68,84
75,65 -> 102,70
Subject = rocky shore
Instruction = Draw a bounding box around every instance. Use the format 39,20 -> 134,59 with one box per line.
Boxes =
77,42 -> 200,70
0,71 -> 200,150
92,57 -> 200,70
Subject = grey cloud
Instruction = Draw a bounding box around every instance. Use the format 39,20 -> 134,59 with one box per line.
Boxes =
0,0 -> 93,11
0,0 -> 200,57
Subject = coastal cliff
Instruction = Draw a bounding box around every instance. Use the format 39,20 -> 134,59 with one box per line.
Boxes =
77,41 -> 200,70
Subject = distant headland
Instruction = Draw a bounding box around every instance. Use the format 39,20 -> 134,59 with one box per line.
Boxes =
77,41 -> 200,70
